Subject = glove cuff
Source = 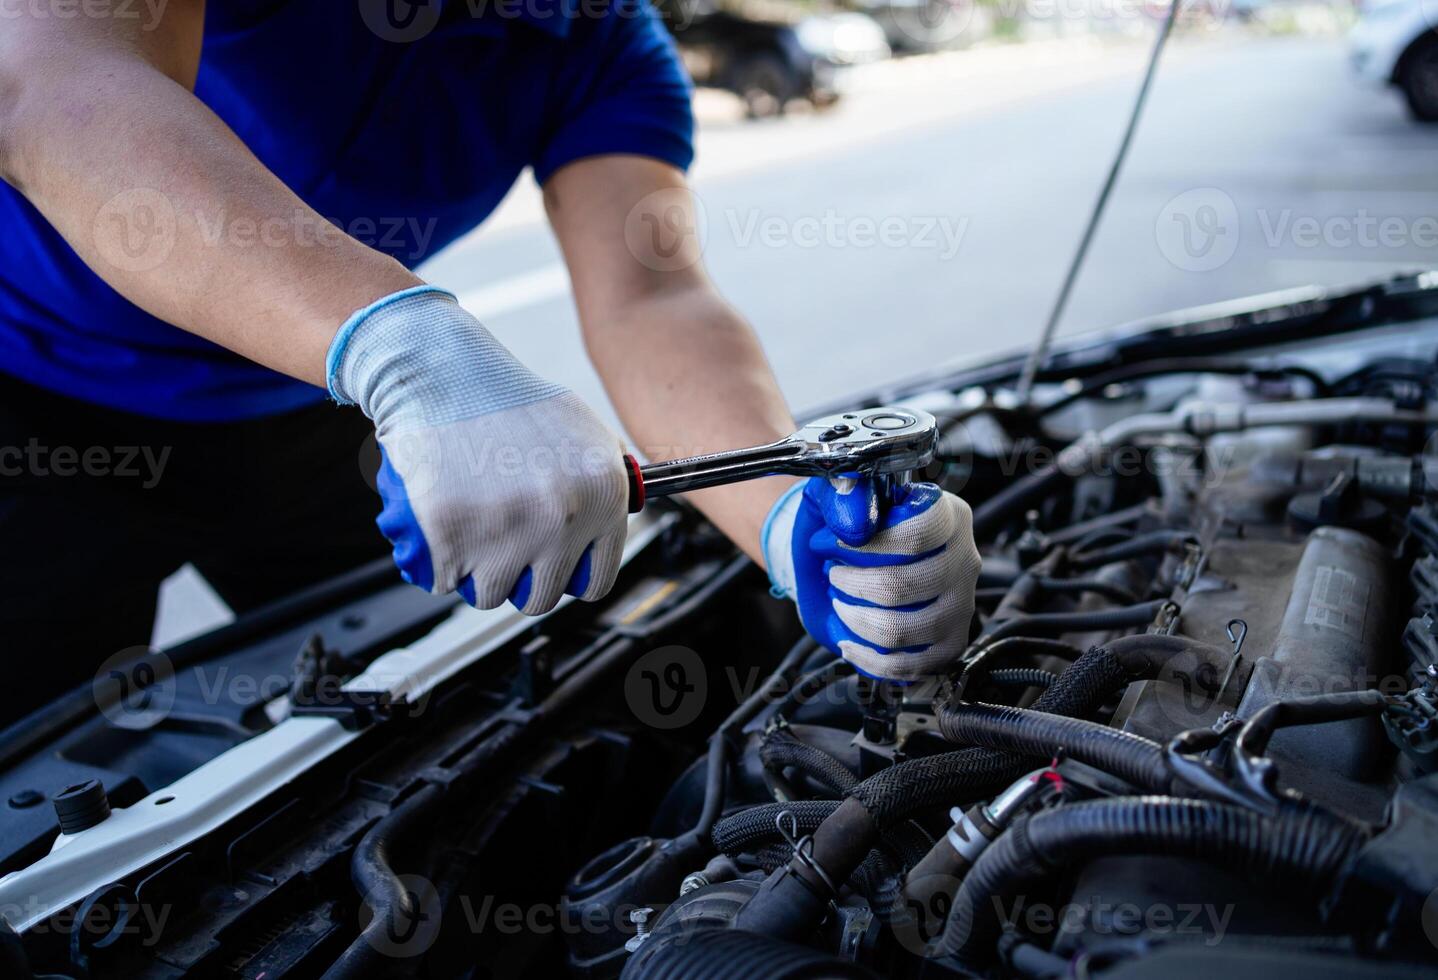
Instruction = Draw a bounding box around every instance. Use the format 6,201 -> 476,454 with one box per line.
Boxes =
761,481 -> 805,600
326,285 -> 566,431
327,285 -> 454,405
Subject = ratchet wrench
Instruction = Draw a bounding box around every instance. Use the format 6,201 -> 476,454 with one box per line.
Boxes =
624,407 -> 938,513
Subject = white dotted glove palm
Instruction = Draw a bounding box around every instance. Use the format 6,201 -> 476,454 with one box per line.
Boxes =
328,286 -> 628,615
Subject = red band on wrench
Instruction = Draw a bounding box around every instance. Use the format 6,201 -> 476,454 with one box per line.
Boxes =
624,454 -> 646,513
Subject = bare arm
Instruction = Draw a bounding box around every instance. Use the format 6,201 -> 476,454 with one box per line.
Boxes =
544,155 -> 795,564
0,2 -> 420,386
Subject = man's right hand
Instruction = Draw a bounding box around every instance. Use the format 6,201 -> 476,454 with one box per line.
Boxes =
328,287 -> 630,615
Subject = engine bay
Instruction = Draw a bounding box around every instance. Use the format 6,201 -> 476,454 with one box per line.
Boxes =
6,283 -> 1438,978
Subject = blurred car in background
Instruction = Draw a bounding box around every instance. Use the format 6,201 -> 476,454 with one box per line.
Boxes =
658,0 -> 890,117
1350,0 -> 1438,120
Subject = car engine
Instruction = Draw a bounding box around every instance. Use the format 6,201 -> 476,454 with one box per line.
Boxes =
5,292 -> 1438,979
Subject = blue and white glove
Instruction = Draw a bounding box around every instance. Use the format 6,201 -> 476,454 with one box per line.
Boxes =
762,478 -> 981,682
328,286 -> 629,615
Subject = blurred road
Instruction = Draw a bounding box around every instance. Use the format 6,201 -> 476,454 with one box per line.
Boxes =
420,31 -> 1438,426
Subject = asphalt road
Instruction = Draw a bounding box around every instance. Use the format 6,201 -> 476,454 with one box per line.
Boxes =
421,30 -> 1438,424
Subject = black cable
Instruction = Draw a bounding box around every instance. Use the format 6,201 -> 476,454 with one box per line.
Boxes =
686,636 -> 820,841
320,783 -> 445,980
940,797 -> 1366,964
760,729 -> 857,796
985,668 -> 1060,691
938,701 -> 1170,791
729,642 -> 1143,942
1033,576 -> 1139,605
1034,358 -> 1328,418
979,599 -> 1169,645
1067,529 -> 1197,571
1015,0 -> 1185,401
774,659 -> 854,721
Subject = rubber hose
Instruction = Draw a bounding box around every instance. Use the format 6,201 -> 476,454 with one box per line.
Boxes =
1068,530 -> 1196,571
320,782 -> 445,980
712,801 -> 932,871
980,599 -> 1169,644
620,927 -> 876,980
941,797 -> 1366,964
848,643 -> 1134,825
760,730 -> 858,795
937,701 -> 1171,791
1034,576 -> 1139,604
972,461 -> 1067,539
986,668 -> 1059,690
731,642 -> 1144,941
691,636 -> 818,843
711,800 -> 840,854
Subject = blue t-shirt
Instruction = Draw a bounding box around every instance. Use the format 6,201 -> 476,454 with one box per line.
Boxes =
0,0 -> 693,421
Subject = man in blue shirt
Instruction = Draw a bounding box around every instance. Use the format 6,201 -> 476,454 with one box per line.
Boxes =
0,1 -> 980,721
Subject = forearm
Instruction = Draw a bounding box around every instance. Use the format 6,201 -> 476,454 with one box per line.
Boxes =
584,285 -> 796,563
0,32 -> 418,386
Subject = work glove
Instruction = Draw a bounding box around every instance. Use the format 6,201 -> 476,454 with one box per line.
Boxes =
328,285 -> 628,615
762,478 -> 981,682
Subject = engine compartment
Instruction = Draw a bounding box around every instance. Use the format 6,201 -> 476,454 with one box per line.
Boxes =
7,298 -> 1438,979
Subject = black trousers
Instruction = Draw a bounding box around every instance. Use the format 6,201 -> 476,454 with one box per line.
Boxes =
0,373 -> 388,725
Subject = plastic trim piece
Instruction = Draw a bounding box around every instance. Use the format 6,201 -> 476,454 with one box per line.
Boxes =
0,510 -> 675,933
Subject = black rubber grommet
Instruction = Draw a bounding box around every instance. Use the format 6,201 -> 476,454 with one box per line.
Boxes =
54,779 -> 111,835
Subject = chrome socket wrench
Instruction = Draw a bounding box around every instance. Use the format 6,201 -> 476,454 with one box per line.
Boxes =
625,407 -> 938,513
